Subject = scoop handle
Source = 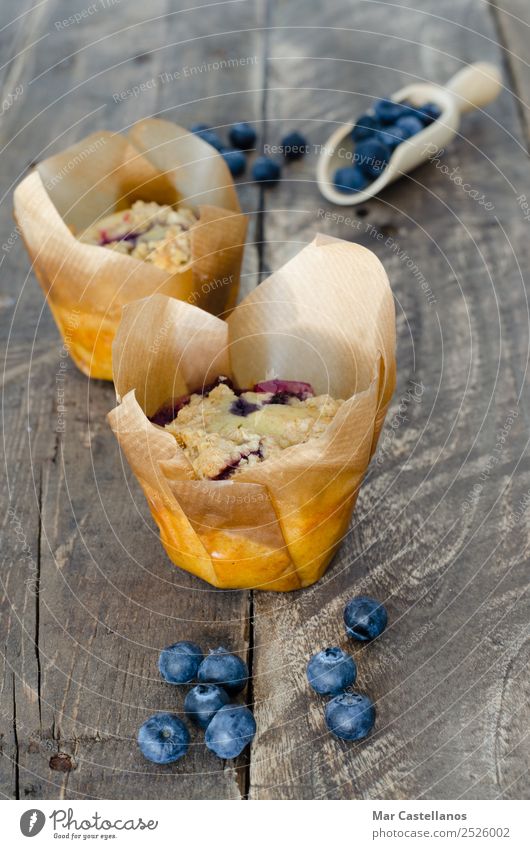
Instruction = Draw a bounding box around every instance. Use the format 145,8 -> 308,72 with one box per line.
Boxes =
444,62 -> 502,114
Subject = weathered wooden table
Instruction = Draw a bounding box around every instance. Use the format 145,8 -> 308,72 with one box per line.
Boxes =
1,0 -> 529,800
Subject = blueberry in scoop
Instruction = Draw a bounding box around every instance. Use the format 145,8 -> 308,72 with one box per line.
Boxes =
355,139 -> 391,179
395,114 -> 424,138
373,98 -> 409,125
333,165 -> 369,194
351,114 -> 381,142
376,126 -> 409,150
418,102 -> 442,124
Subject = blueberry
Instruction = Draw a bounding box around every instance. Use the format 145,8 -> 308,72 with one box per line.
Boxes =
251,156 -> 281,186
228,121 -> 257,150
230,396 -> 260,416
198,647 -> 248,694
325,692 -> 376,741
220,148 -> 246,177
354,139 -> 391,178
374,98 -> 409,125
194,128 -> 224,151
137,713 -> 190,764
190,122 -> 211,134
306,647 -> 357,695
184,683 -> 230,729
376,125 -> 409,150
351,114 -> 380,142
344,596 -> 388,642
418,102 -> 441,124
333,165 -> 368,194
395,115 -> 425,138
205,704 -> 256,758
158,640 -> 203,684
281,130 -> 308,160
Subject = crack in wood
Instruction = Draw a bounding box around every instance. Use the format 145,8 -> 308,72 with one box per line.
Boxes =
255,0 -> 273,285
12,673 -> 20,800
35,470 -> 42,727
489,1 -> 530,152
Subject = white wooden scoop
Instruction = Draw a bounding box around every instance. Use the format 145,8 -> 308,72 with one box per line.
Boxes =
316,62 -> 502,206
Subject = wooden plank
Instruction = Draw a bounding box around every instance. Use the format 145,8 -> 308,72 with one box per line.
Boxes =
1,0 -> 529,801
0,0 -> 263,799
491,1 -> 530,147
250,0 -> 530,799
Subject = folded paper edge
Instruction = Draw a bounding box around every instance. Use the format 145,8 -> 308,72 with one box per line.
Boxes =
106,236 -> 397,590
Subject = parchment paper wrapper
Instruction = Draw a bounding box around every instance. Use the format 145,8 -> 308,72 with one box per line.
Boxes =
13,119 -> 247,380
108,235 -> 396,591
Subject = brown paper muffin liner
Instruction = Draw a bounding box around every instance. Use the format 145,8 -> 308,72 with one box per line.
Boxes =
13,119 -> 247,380
107,235 -> 396,591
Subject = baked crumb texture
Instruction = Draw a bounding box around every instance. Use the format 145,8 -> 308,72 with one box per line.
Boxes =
163,379 -> 343,480
79,200 -> 197,273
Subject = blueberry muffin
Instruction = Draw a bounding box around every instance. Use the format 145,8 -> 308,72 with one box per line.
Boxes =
155,378 -> 343,479
79,200 -> 197,273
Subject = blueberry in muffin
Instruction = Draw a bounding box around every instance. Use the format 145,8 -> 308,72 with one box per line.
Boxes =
152,377 -> 343,480
79,200 -> 197,274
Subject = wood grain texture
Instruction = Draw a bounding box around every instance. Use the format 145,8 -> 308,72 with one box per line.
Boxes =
0,0 -> 529,801
0,0 -> 264,800
492,0 -> 530,147
250,0 -> 530,799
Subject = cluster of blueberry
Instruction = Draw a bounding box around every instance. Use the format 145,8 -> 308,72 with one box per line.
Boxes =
334,97 -> 442,194
306,596 -> 388,740
137,643 -> 255,764
190,121 -> 307,185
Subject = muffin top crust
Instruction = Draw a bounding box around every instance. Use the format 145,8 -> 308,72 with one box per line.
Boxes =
159,378 -> 343,480
79,200 -> 197,273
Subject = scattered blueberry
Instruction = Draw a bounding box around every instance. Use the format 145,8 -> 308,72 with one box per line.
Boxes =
137,713 -> 190,764
355,139 -> 391,179
220,148 -> 246,177
205,704 -> 256,758
351,113 -> 381,142
333,165 -> 368,194
325,692 -> 376,741
307,647 -> 357,695
251,156 -> 281,186
158,640 -> 203,685
418,102 -> 441,124
395,114 -> 425,138
190,122 -> 211,134
194,128 -> 224,151
281,130 -> 308,160
198,647 -> 248,694
344,596 -> 388,642
374,98 -> 408,125
184,684 -> 230,729
228,121 -> 257,150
